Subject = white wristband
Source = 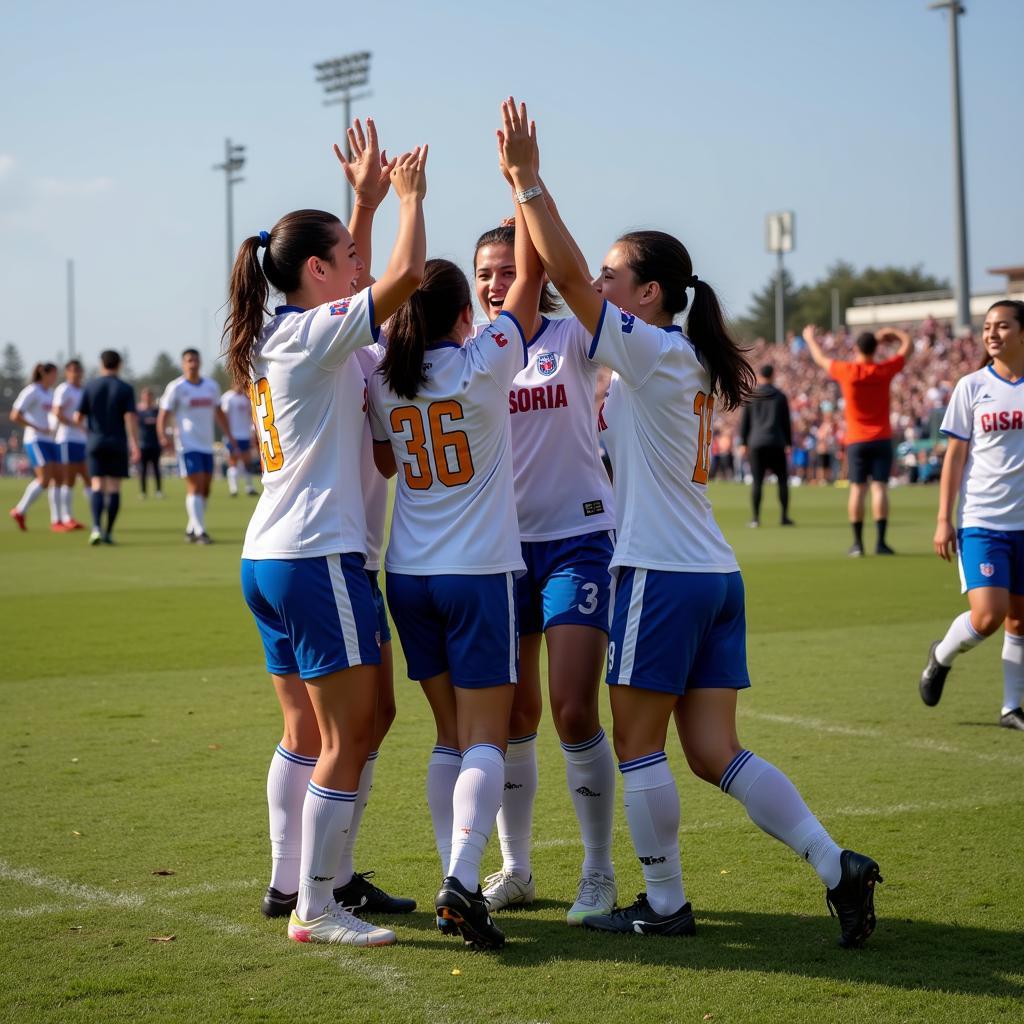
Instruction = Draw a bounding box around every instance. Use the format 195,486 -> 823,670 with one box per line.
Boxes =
515,185 -> 543,205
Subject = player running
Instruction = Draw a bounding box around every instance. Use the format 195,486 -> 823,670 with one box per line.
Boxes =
368,204 -> 543,950
52,359 -> 90,531
157,349 -> 231,544
229,124 -> 427,949
920,300 -> 1024,731
502,97 -> 881,949
220,385 -> 258,496
9,362 -> 60,532
473,207 -> 618,922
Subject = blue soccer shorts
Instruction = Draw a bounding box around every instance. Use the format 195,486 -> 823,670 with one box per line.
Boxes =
366,570 -> 392,645
958,527 -> 1024,596
180,450 -> 214,476
518,530 -> 614,636
386,571 -> 518,688
27,440 -> 61,467
606,568 -> 751,695
241,553 -> 382,680
60,441 -> 87,464
230,437 -> 252,455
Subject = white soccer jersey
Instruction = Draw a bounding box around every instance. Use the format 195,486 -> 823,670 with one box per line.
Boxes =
221,389 -> 254,442
52,382 -> 86,444
368,312 -> 527,575
507,316 -> 615,542
242,291 -> 378,560
355,344 -> 388,572
13,383 -> 54,444
940,365 -> 1024,531
591,301 -> 739,573
159,376 -> 221,453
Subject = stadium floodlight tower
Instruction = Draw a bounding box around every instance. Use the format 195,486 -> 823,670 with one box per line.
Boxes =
314,51 -> 373,222
213,139 -> 247,288
765,211 -> 795,345
928,1 -> 971,335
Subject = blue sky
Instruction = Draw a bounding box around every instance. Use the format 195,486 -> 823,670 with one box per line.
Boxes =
1,0 -> 1021,373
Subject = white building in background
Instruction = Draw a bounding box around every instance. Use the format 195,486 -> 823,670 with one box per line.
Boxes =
846,265 -> 1024,332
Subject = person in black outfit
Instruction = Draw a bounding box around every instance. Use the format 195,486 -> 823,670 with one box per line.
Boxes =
136,387 -> 163,498
74,350 -> 139,545
738,364 -> 795,528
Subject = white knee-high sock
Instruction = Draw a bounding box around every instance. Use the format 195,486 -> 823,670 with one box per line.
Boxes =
184,493 -> 198,533
193,495 -> 206,532
227,465 -> 239,495
267,744 -> 317,894
47,483 -> 60,524
935,611 -> 986,666
562,729 -> 616,877
448,743 -> 505,891
15,478 -> 43,514
59,484 -> 72,523
336,750 -> 377,888
620,752 -> 685,916
721,750 -> 842,888
296,781 -> 356,920
1001,633 -> 1024,715
497,732 -> 537,878
427,746 -> 461,876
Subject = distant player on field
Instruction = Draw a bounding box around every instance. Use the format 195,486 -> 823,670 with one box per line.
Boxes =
738,363 -> 795,528
157,349 -> 230,544
802,323 -> 912,556
920,300 -> 1024,731
220,385 -> 258,497
52,359 -> 90,531
9,362 -> 60,532
136,388 -> 163,498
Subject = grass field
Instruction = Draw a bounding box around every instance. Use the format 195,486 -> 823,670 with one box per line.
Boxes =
2,476 -> 1023,1024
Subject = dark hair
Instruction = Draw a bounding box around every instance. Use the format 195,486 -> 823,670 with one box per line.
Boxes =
759,364 -> 774,380
65,359 -> 82,372
100,350 -> 121,370
475,225 -> 560,315
223,209 -> 344,388
182,348 -> 200,360
31,362 -> 57,383
380,259 -> 471,400
617,230 -> 755,410
855,332 -> 878,356
979,300 -> 1024,367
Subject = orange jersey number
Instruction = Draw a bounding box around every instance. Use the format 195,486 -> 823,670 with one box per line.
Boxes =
390,400 -> 475,490
691,390 -> 715,485
250,377 -> 284,473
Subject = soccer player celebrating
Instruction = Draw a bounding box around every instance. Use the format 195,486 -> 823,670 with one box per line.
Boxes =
220,385 -> 258,496
502,98 -> 881,948
920,300 -> 1024,730
52,359 -> 90,530
368,201 -> 543,950
472,190 -> 617,923
9,362 -> 60,532
157,349 -> 231,544
802,323 -> 911,556
229,126 -> 427,948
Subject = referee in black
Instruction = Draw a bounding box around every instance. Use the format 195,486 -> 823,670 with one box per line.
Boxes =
74,350 -> 139,545
739,364 -> 795,528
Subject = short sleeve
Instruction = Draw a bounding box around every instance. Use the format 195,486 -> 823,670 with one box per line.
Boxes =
471,311 -> 529,390
77,386 -> 91,417
879,355 -> 905,380
12,386 -> 30,414
122,384 -> 137,415
220,391 -> 232,413
940,378 -> 973,441
366,377 -> 388,443
301,287 -> 378,370
51,383 -> 65,411
828,361 -> 849,383
586,301 -> 667,387
158,381 -> 177,412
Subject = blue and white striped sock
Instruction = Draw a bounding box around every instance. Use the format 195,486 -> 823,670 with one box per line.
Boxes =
266,744 -> 317,894
449,743 -> 506,891
562,729 -> 615,877
1001,633 -> 1024,715
297,781 -> 356,920
336,750 -> 378,888
427,746 -> 462,876
497,732 -> 538,879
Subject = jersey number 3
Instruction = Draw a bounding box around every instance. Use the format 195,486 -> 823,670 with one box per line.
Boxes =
691,390 -> 715,484
250,378 -> 284,473
390,400 -> 475,490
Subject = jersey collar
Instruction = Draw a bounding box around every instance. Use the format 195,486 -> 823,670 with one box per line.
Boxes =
275,304 -> 306,315
527,317 -> 551,347
987,364 -> 1024,386
425,340 -> 462,351
664,325 -> 682,334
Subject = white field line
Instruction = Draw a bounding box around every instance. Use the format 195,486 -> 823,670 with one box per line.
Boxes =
0,860 -> 143,909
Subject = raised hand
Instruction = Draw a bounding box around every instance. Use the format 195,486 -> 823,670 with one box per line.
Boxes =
333,117 -> 395,211
389,145 -> 428,202
498,97 -> 539,187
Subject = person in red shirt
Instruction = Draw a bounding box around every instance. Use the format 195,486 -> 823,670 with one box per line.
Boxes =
803,325 -> 912,556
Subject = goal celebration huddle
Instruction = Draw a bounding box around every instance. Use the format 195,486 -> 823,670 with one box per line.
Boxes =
225,99 -> 889,953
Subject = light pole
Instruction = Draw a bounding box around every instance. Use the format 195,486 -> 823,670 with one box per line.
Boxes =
765,212 -> 795,345
314,51 -> 373,223
213,139 -> 246,287
66,258 -> 76,360
929,1 -> 971,333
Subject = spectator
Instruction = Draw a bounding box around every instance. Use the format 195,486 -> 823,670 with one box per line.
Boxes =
739,364 -> 794,527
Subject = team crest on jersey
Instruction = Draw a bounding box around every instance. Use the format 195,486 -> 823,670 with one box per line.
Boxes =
537,352 -> 558,376
620,311 -> 635,334
329,299 -> 351,317
980,562 -> 995,578
493,331 -> 509,348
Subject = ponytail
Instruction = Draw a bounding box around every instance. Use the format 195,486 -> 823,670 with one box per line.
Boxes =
380,258 -> 471,400
225,236 -> 268,389
31,362 -> 56,384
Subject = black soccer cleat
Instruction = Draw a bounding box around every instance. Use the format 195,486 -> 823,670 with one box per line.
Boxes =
260,885 -> 297,919
196,532 -> 213,545
919,641 -> 951,707
781,517 -> 796,526
999,707 -> 1024,731
582,893 -> 696,937
435,876 -> 505,950
825,850 -> 882,948
334,870 -> 416,915
875,542 -> 896,555
185,529 -> 197,544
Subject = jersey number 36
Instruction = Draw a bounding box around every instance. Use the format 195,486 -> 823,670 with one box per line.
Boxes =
390,400 -> 475,490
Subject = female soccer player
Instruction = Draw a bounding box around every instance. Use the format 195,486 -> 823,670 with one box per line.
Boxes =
228,125 -> 427,948
920,300 -> 1024,730
220,384 -> 258,496
501,98 -> 881,948
9,362 -> 60,532
473,207 -> 618,924
367,207 -> 543,950
52,359 -> 89,530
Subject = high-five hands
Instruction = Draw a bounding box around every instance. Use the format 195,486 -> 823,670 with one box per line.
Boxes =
389,146 -> 429,202
334,118 -> 395,211
498,97 -> 539,188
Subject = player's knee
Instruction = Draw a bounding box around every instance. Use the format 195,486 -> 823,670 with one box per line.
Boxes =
971,609 -> 1005,636
551,695 -> 599,744
1006,616 -> 1024,638
509,702 -> 541,739
375,696 -> 397,740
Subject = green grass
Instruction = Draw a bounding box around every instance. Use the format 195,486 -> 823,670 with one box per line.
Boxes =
2,477 -> 1023,1024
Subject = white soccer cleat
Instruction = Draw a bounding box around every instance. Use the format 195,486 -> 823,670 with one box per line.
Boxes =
481,869 -> 535,911
287,903 -> 396,947
566,871 -> 617,926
